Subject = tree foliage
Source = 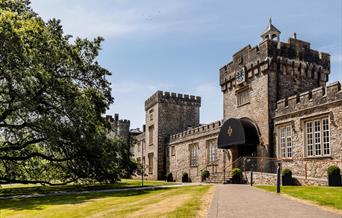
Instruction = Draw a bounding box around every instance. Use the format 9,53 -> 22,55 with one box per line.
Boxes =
0,0 -> 129,184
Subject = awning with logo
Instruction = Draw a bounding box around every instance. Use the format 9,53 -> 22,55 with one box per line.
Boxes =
217,118 -> 260,149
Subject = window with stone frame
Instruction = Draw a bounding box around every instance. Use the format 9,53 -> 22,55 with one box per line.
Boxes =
148,153 -> 153,174
148,125 -> 154,146
171,146 -> 175,156
207,139 -> 218,164
305,117 -> 330,157
278,125 -> 292,158
137,141 -> 142,152
149,109 -> 154,121
189,143 -> 199,167
237,89 -> 250,106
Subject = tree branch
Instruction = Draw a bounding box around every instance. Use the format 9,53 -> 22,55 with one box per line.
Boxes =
0,152 -> 71,162
0,137 -> 47,152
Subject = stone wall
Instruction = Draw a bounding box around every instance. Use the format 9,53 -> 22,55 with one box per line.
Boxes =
169,121 -> 226,182
245,171 -> 329,186
143,91 -> 201,180
273,81 -> 342,179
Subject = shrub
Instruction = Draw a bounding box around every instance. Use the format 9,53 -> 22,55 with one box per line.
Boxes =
231,168 -> 242,178
201,170 -> 210,181
282,168 -> 292,177
166,173 -> 174,182
327,165 -> 341,176
182,172 -> 189,182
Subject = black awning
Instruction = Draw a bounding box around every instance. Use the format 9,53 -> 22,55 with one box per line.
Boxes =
217,118 -> 260,149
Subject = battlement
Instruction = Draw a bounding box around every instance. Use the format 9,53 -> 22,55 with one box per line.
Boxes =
275,81 -> 342,116
220,37 -> 330,92
118,119 -> 130,125
169,120 -> 222,144
145,90 -> 201,110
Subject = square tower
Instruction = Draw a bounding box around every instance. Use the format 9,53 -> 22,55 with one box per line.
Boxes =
144,91 -> 201,179
219,21 -> 330,159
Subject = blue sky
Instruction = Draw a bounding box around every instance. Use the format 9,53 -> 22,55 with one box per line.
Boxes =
31,0 -> 342,129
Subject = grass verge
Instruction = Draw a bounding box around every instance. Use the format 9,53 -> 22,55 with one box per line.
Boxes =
0,185 -> 212,218
0,179 -> 172,197
257,185 -> 342,210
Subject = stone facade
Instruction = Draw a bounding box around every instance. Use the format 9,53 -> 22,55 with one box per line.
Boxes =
133,91 -> 201,180
131,21 -> 341,185
106,113 -> 131,140
274,82 -> 342,180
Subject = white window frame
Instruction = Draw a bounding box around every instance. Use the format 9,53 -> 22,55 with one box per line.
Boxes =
237,89 -> 250,107
278,125 -> 292,158
189,144 -> 198,167
305,117 -> 330,157
207,140 -> 218,164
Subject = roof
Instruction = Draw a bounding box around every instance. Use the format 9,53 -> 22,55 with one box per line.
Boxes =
261,18 -> 281,37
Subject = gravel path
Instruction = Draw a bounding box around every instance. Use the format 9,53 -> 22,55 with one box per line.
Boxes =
207,184 -> 341,218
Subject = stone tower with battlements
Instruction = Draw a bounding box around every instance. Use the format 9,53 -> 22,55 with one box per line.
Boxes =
105,114 -> 131,140
219,20 -> 330,159
144,91 -> 201,179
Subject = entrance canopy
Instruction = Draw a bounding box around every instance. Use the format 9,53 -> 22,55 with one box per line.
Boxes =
217,118 -> 260,149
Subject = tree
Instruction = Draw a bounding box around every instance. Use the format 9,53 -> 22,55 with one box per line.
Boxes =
0,0 -> 127,184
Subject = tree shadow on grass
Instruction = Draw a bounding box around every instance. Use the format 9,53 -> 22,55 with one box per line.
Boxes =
0,188 -> 165,211
0,182 -> 142,197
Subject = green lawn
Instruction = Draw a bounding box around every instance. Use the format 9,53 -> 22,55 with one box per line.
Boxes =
257,186 -> 342,210
0,185 -> 212,218
0,179 -> 172,197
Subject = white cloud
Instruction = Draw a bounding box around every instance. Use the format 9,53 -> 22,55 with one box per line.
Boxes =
30,0 -> 220,39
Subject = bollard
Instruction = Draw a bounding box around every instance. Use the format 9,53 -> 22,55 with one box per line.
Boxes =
276,162 -> 281,193
250,171 -> 253,186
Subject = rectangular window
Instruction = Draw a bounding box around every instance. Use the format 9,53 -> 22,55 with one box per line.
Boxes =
149,109 -> 154,121
237,89 -> 250,106
278,125 -> 292,158
148,125 -> 154,146
305,117 -> 330,157
189,144 -> 198,167
207,140 -> 217,163
138,141 -> 142,152
171,146 -> 175,156
148,153 -> 153,174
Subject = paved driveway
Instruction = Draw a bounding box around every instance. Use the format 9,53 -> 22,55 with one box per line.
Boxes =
208,184 -> 340,218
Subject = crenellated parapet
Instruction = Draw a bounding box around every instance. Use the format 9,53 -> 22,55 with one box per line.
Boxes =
118,119 -> 130,125
145,90 -> 201,110
220,37 -> 330,92
275,81 -> 342,116
169,120 -> 222,144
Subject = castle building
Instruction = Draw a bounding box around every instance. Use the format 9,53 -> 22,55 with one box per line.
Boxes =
132,21 -> 342,185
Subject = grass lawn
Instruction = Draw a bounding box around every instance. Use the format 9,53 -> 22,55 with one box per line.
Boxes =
0,185 -> 212,218
0,179 -> 172,197
257,186 -> 342,210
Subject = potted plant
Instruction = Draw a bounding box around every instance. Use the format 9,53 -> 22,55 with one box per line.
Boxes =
282,168 -> 293,186
231,168 -> 242,184
327,165 -> 341,186
166,172 -> 174,182
182,172 -> 189,183
201,170 -> 210,182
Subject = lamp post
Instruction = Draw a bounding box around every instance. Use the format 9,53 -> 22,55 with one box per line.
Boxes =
276,162 -> 281,193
